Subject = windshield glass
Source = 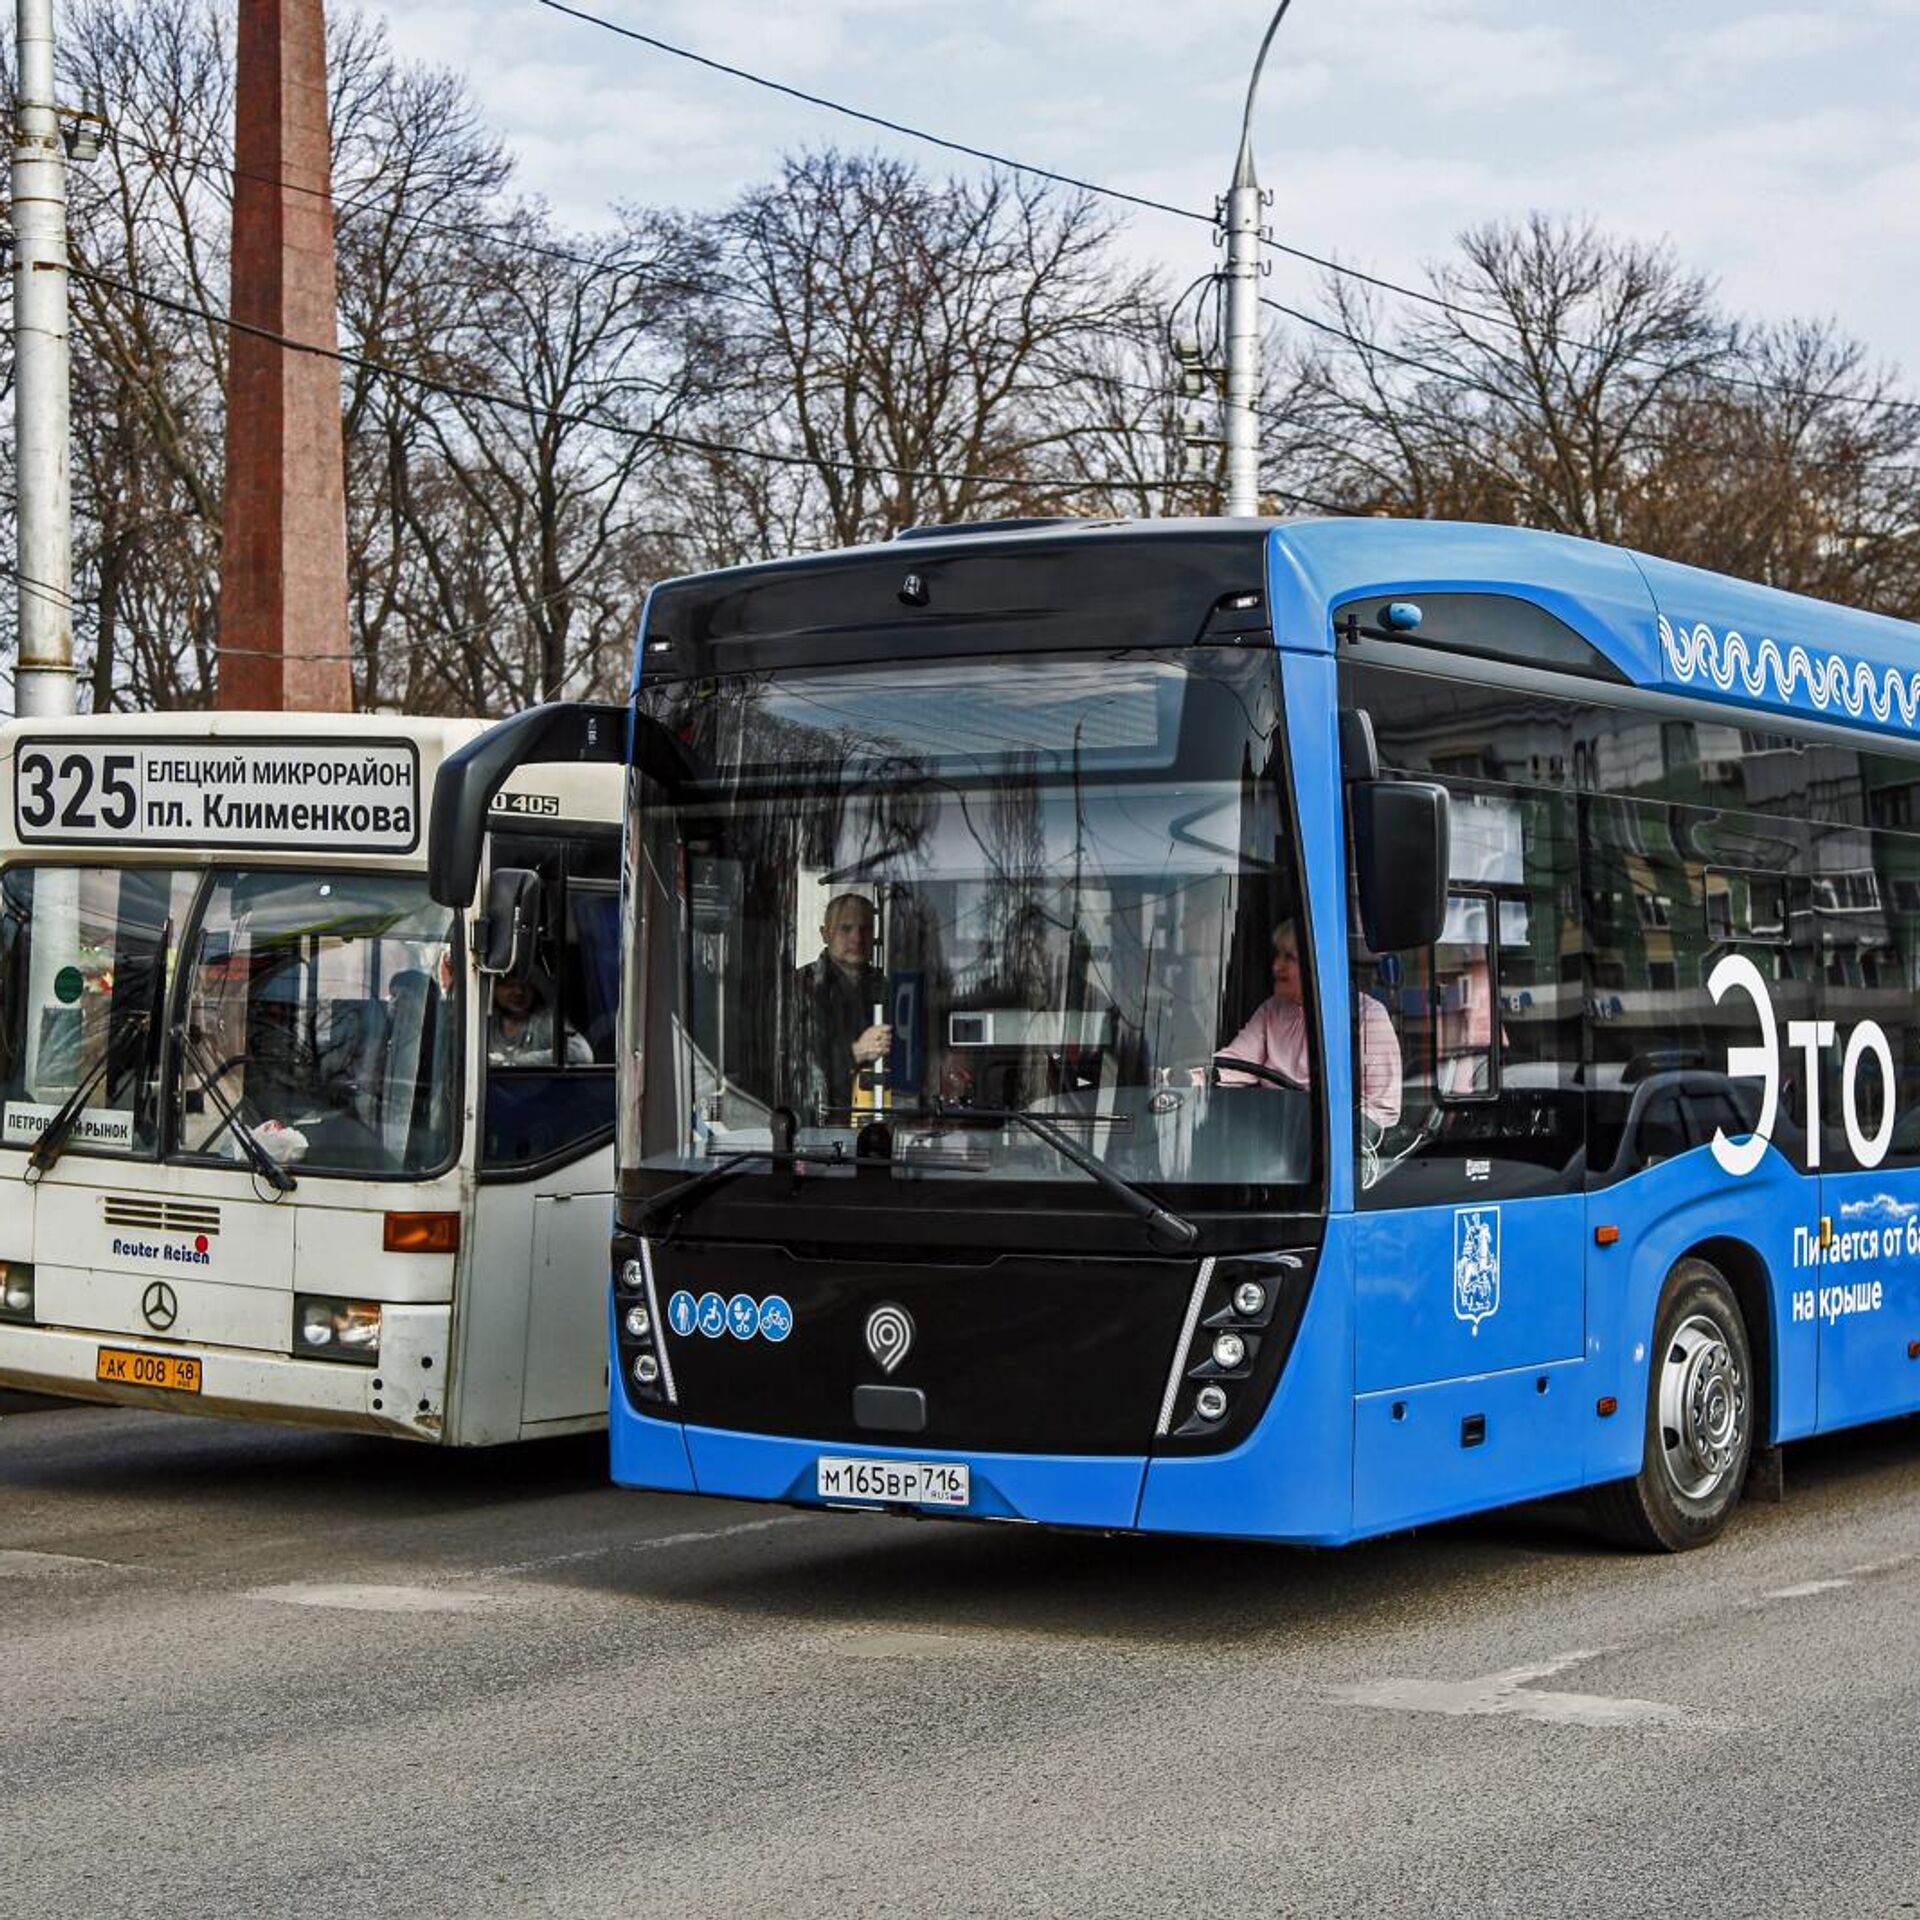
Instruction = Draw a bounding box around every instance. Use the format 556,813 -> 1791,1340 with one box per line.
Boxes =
628,650 -> 1318,1213
174,871 -> 459,1178
0,866 -> 196,1156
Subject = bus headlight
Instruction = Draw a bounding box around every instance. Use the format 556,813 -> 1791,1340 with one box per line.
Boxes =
0,1261 -> 33,1322
1211,1332 -> 1248,1372
294,1294 -> 381,1364
614,1239 -> 672,1407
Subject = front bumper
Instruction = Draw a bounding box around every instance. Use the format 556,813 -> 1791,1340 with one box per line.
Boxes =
0,1303 -> 451,1441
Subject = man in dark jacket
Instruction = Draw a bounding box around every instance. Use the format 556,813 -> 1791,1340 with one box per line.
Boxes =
791,892 -> 890,1122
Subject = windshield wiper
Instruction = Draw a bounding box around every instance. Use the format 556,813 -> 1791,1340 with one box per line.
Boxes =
26,924 -> 175,1182
637,1146 -> 845,1241
930,1098 -> 1198,1250
176,1026 -> 297,1194
24,1012 -> 150,1181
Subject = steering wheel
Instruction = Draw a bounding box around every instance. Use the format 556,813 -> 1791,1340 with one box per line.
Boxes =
1209,1052 -> 1308,1093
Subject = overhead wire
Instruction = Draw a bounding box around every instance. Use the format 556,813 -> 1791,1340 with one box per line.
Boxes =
62,57 -> 1920,443
64,257 -> 1364,513
532,0 -> 1210,230
529,0 -> 1920,421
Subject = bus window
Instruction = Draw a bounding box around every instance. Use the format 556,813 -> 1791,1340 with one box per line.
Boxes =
1583,799 -> 1814,1184
482,831 -> 617,1174
175,870 -> 459,1178
1346,669 -> 1583,1204
0,865 -> 197,1159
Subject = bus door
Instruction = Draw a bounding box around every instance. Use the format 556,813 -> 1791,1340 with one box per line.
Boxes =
462,826 -> 620,1439
1346,782 -> 1589,1535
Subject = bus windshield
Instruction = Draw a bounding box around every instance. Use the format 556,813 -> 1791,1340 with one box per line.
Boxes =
0,865 -> 459,1179
629,649 -> 1319,1214
174,870 -> 460,1178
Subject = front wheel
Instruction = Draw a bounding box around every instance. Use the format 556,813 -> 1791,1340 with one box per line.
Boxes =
1589,1258 -> 1755,1552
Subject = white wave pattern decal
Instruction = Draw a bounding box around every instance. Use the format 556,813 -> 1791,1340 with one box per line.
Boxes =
1659,615 -> 1920,729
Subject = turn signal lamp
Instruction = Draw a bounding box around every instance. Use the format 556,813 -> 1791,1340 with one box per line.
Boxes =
383,1211 -> 460,1255
1195,1385 -> 1229,1421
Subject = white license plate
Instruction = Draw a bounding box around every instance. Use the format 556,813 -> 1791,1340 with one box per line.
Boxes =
816,1455 -> 970,1508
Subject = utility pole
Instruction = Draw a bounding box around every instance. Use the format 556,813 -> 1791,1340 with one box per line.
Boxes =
1220,1 -> 1290,520
11,0 -> 74,716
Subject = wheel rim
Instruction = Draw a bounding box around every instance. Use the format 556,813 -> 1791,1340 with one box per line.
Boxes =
1656,1310 -> 1748,1503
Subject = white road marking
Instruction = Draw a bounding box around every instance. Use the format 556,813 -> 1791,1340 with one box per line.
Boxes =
243,1517 -> 814,1611
247,1582 -> 504,1614
1843,1554 -> 1919,1577
473,1513 -> 812,1580
1764,1578 -> 1852,1600
0,1548 -> 118,1578
1330,1649 -> 1686,1729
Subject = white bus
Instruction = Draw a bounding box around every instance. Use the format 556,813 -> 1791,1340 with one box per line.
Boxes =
0,711 -> 622,1443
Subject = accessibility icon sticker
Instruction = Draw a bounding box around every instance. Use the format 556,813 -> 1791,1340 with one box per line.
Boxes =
696,1291 -> 728,1338
667,1290 -> 698,1338
727,1293 -> 760,1340
758,1294 -> 793,1342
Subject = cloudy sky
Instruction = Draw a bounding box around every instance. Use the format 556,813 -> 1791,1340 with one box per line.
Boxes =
382,0 -> 1920,385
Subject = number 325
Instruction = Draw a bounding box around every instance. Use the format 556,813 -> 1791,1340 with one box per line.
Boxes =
17,750 -> 137,832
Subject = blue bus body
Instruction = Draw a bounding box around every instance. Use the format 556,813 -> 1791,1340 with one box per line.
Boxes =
588,518 -> 1920,1546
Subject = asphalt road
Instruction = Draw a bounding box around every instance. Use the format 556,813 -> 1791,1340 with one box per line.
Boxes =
5,1402 -> 1920,1919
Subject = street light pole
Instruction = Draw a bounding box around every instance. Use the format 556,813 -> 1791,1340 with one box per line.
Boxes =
1221,135 -> 1262,519
11,0 -> 75,716
1221,1 -> 1291,520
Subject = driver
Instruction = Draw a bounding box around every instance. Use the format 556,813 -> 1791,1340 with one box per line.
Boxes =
1217,919 -> 1402,1126
791,892 -> 891,1121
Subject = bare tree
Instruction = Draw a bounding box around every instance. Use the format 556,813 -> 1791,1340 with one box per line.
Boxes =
1283,214 -> 1920,611
1635,319 -> 1920,607
688,151 -> 1168,551
391,207 -> 718,708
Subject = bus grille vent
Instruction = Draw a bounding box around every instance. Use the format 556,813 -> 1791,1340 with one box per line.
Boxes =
101,1196 -> 222,1237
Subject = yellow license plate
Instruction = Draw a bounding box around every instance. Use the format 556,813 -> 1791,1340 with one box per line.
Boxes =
96,1346 -> 203,1394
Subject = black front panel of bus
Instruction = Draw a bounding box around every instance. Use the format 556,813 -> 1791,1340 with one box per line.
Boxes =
634,1238 -> 1318,1457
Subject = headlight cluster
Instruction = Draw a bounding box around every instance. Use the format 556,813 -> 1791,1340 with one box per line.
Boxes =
293,1293 -> 381,1364
0,1260 -> 34,1322
1168,1251 -> 1308,1439
614,1241 -> 672,1407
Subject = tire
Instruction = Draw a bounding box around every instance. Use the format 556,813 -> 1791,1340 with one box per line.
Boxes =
1588,1257 -> 1755,1552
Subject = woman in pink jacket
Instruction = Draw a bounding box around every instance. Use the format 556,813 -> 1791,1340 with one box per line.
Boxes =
1216,920 -> 1403,1127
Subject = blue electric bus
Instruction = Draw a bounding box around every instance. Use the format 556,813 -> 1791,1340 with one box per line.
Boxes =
431,517 -> 1920,1550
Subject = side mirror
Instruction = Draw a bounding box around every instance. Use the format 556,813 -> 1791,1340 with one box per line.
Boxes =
479,867 -> 542,980
1351,779 -> 1449,953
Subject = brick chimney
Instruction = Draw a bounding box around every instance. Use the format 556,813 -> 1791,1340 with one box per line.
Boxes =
216,0 -> 353,711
